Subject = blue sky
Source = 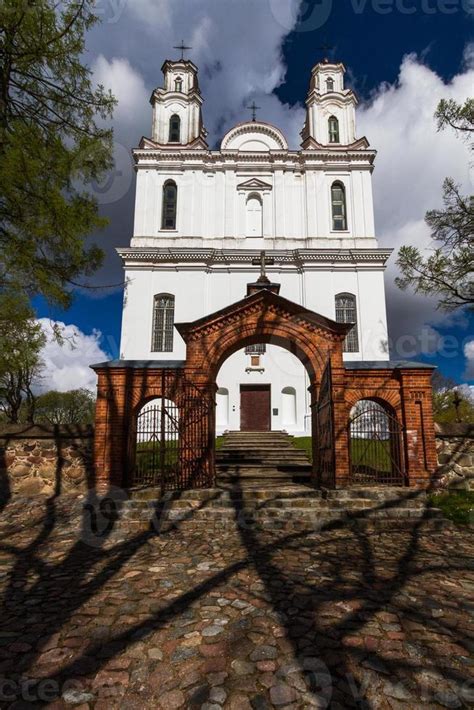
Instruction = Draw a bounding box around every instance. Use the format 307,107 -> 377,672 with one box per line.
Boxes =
34,0 -> 473,388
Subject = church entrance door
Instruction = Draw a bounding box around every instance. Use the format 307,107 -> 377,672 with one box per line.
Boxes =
240,384 -> 271,431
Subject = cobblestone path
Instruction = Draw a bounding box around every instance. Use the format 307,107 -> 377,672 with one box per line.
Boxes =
0,495 -> 472,708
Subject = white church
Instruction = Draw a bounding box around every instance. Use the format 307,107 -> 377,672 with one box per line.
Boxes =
118,56 -> 391,435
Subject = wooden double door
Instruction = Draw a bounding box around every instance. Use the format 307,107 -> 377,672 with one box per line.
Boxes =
240,384 -> 271,431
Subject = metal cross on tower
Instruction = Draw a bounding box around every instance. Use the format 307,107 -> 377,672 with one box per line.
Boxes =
252,251 -> 275,280
173,41 -> 192,60
317,39 -> 335,62
246,100 -> 261,122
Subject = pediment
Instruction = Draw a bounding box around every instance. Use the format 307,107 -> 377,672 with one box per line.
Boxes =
175,288 -> 351,342
236,178 -> 273,191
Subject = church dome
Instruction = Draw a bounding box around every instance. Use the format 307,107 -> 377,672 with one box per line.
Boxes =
221,121 -> 288,151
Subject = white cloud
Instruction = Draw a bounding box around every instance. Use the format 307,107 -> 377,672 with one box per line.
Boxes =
463,340 -> 474,381
36,320 -> 109,393
356,52 -> 473,354
92,55 -> 149,128
358,52 -> 473,234
88,0 -> 303,147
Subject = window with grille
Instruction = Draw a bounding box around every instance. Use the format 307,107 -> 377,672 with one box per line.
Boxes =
335,293 -> 359,353
331,181 -> 347,231
245,344 -> 266,355
161,180 -> 177,230
326,77 -> 334,92
328,116 -> 339,143
169,114 -> 181,142
152,294 -> 175,352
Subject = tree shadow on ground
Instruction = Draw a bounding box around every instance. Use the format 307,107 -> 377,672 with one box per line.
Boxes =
0,473 -> 472,708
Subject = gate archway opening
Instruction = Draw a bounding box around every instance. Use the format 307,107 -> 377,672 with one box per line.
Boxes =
216,344 -> 311,436
175,288 -> 352,488
133,396 -> 179,489
349,399 -> 405,486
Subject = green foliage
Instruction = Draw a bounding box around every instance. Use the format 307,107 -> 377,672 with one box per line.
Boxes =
0,291 -> 45,423
432,389 -> 474,424
435,98 -> 474,138
0,0 -> 116,307
396,180 -> 474,310
429,490 -> 474,526
396,98 -> 474,311
34,388 -> 95,425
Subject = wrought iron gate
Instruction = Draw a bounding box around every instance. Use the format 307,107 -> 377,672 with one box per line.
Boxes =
134,396 -> 179,489
132,374 -> 214,490
315,360 -> 335,486
349,400 -> 405,485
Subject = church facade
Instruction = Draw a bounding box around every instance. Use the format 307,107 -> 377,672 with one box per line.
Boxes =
91,54 -> 437,493
118,57 -> 391,435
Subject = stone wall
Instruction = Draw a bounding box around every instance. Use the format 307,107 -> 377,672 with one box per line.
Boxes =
435,423 -> 474,490
0,422 -> 472,500
0,425 -> 94,500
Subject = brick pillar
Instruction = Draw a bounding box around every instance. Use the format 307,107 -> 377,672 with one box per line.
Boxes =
93,368 -> 129,492
399,369 -> 436,487
331,352 -> 350,488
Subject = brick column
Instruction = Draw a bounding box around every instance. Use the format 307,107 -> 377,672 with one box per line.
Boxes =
399,369 -> 436,487
93,368 -> 129,492
331,351 -> 350,488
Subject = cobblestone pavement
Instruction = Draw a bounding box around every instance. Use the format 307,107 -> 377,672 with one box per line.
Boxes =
0,494 -> 472,709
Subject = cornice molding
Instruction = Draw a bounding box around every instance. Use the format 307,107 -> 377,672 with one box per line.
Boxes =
132,147 -> 377,167
117,247 -> 392,267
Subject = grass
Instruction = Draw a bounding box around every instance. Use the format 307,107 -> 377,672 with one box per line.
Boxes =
292,436 -> 312,461
292,436 -> 392,472
429,490 -> 474,526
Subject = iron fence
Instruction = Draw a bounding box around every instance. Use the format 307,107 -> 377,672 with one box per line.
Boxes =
349,400 -> 405,485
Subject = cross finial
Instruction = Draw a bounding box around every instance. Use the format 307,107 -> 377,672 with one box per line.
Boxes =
251,251 -> 274,281
173,40 -> 192,60
317,38 -> 335,62
246,100 -> 261,122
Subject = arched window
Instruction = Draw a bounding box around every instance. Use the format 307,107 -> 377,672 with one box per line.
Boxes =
152,294 -> 175,352
331,181 -> 347,231
326,77 -> 334,92
328,115 -> 339,143
246,193 -> 263,237
174,77 -> 183,92
281,387 -> 297,427
169,114 -> 181,142
216,388 -> 229,427
161,180 -> 177,230
335,293 -> 359,353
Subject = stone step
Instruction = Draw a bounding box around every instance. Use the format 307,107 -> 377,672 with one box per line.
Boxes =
216,468 -> 312,475
112,504 -> 446,529
216,444 -> 306,456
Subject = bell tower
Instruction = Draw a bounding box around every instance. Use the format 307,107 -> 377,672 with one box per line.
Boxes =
149,59 -> 208,148
301,60 -> 360,149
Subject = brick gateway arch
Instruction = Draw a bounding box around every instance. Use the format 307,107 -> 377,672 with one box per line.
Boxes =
92,288 -> 437,492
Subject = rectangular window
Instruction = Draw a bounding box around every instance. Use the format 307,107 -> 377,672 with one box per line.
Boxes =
152,295 -> 174,352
